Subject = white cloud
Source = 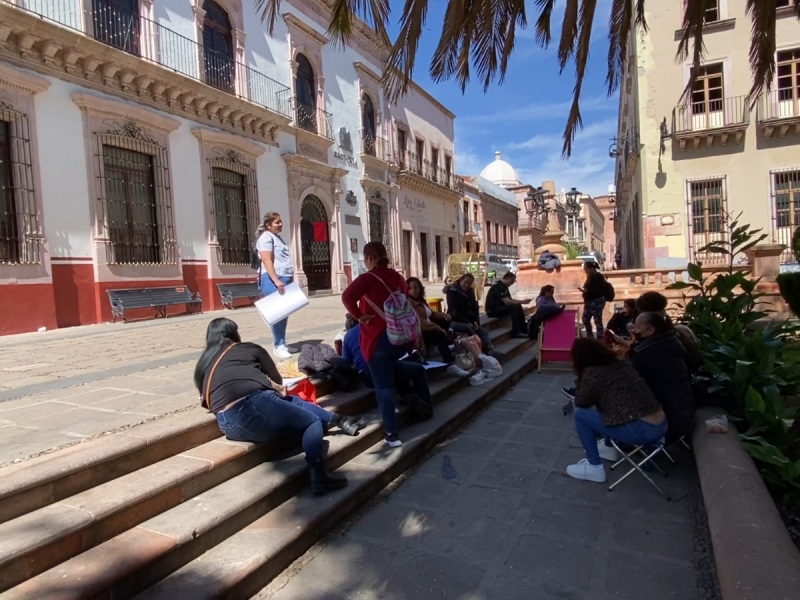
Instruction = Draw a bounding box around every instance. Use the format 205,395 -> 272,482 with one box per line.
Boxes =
507,117 -> 617,150
454,147 -> 484,176
459,93 -> 616,126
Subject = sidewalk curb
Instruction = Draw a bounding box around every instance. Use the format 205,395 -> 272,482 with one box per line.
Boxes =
692,406 -> 800,600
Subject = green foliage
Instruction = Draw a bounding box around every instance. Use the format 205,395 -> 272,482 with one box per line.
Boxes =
793,227 -> 800,263
669,213 -> 800,501
564,241 -> 582,260
777,272 -> 800,317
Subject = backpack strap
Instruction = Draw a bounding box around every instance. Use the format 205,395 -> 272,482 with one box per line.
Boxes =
364,271 -> 397,323
203,343 -> 238,411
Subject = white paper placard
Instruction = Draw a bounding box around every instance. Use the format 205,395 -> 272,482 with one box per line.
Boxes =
254,281 -> 309,326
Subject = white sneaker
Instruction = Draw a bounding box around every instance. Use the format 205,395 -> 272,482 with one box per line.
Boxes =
385,433 -> 402,448
566,458 -> 607,483
284,344 -> 298,353
447,364 -> 470,377
597,440 -> 621,462
274,345 -> 292,360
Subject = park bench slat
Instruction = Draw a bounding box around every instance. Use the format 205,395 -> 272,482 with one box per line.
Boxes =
107,287 -> 202,323
216,281 -> 262,310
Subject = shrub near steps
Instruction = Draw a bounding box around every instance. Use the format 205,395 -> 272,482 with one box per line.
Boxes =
0,313 -> 537,599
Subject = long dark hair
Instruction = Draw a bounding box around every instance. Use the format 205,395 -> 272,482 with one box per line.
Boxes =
571,338 -> 618,377
539,285 -> 554,297
406,276 -> 425,299
363,241 -> 390,269
193,318 -> 242,393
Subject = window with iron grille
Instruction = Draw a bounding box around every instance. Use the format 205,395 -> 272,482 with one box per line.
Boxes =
777,48 -> 800,109
703,0 -> 719,23
212,167 -> 252,265
772,169 -> 800,264
95,123 -> 175,265
0,104 -> 40,265
688,178 -> 726,264
368,194 -> 392,262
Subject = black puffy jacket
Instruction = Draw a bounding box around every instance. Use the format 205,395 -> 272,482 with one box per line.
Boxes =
630,332 -> 696,443
445,284 -> 480,325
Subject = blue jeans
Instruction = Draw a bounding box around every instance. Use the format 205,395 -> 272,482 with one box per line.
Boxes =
367,332 -> 412,435
260,274 -> 293,347
450,321 -> 493,353
360,360 -> 433,408
216,389 -> 333,462
574,407 -> 667,466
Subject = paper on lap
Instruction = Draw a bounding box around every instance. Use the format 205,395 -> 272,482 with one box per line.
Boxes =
255,281 -> 309,326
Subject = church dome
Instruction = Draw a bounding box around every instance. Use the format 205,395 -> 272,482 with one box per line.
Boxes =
480,152 -> 521,187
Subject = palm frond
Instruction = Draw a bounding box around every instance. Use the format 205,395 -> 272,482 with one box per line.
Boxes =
605,0 -> 633,96
327,0 -> 392,48
635,0 -> 648,31
562,0 -> 599,157
793,0 -> 800,19
533,0 -> 557,48
254,0 -> 281,32
745,0 -> 777,101
676,0 -> 709,102
558,0 -> 580,73
383,0 -> 430,103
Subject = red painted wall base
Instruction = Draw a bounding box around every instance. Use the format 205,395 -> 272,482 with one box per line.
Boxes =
0,282 -> 58,335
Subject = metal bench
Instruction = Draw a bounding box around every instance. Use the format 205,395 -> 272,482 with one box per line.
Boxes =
217,281 -> 263,310
107,287 -> 202,323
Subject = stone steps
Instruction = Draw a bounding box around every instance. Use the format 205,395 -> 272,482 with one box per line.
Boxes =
0,315 -> 536,599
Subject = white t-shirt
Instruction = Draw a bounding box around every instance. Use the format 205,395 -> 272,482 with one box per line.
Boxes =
256,231 -> 294,277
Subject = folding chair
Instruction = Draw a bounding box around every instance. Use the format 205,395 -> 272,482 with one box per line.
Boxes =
607,438 -> 672,501
537,309 -> 578,372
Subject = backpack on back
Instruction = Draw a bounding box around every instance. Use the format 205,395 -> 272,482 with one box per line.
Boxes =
603,279 -> 616,302
365,272 -> 421,346
250,242 -> 261,270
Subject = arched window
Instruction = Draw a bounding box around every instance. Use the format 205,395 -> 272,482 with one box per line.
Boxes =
203,0 -> 234,92
362,94 -> 376,156
295,54 -> 317,132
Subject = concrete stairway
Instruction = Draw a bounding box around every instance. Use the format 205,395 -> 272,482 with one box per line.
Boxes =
0,314 -> 539,600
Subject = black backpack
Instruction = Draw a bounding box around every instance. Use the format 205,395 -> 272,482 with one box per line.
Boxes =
250,242 -> 261,270
603,279 -> 616,302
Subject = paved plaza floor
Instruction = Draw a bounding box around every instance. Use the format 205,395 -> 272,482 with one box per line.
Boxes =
265,371 -> 704,600
0,296 -> 347,465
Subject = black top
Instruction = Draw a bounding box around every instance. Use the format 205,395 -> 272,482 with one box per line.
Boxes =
485,281 -> 511,313
202,342 -> 283,413
446,284 -> 480,324
583,272 -> 606,301
606,311 -> 635,336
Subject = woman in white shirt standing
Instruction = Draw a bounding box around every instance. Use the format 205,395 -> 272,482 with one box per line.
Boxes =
257,212 -> 296,359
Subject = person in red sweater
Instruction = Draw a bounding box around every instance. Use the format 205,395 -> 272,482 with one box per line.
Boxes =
342,241 -> 424,448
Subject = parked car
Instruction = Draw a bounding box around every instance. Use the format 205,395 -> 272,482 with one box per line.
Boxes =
481,253 -> 510,285
577,251 -> 605,270
502,259 -> 519,275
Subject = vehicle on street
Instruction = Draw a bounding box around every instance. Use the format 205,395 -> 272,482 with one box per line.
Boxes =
576,251 -> 605,270
502,259 -> 519,275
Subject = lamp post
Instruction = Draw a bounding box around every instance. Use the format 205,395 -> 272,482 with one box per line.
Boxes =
564,187 -> 582,216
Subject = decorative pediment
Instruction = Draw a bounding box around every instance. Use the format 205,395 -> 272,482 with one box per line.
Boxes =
398,171 -> 461,203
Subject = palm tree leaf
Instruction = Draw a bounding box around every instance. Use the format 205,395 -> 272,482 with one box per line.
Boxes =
558,0 -> 580,74
254,0 -> 282,32
605,0 -> 633,96
383,0 -> 430,102
745,0 -> 777,101
635,0 -> 648,31
533,0 -> 557,48
327,0 -> 392,47
676,0 -> 710,102
562,0 -> 599,157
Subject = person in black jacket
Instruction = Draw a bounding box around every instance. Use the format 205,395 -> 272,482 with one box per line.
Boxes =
484,272 -> 531,339
629,312 -> 696,444
606,299 -> 637,336
579,261 -> 606,338
446,273 -> 494,353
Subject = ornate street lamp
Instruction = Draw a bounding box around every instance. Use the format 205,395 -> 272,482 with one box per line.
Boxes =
523,186 -> 547,216
564,187 -> 582,216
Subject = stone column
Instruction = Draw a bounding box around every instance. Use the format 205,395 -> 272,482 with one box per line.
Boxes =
746,243 -> 788,316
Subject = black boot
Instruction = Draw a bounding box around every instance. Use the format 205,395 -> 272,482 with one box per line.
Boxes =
330,414 -> 364,436
308,458 -> 348,496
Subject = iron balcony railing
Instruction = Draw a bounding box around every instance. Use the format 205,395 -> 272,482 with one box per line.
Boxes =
292,98 -> 334,141
8,0 -> 292,117
758,90 -> 800,122
396,149 -> 457,190
672,95 -> 750,133
359,131 -> 391,162
462,219 -> 477,236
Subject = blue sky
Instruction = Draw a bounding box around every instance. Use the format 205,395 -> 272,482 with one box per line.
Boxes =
392,0 -> 619,197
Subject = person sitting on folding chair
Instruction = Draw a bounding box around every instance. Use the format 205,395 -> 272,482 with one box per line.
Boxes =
528,285 -> 565,340
566,338 -> 667,483
628,312 -> 695,445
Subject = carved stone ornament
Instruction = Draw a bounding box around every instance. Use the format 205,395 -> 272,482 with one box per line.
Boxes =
104,120 -> 158,145
338,127 -> 353,153
213,147 -> 248,165
345,190 -> 358,207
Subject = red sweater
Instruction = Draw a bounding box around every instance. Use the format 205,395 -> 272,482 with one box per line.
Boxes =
342,268 -> 408,361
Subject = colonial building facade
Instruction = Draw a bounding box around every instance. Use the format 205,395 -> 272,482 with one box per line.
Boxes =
615,0 -> 800,269
458,175 -> 518,258
0,0 -> 456,334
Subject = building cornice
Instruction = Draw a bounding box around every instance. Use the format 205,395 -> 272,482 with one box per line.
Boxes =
72,92 -> 180,133
192,127 -> 268,156
283,12 -> 330,46
283,152 -> 349,179
0,62 -> 51,95
354,61 -> 382,84
398,171 -> 461,203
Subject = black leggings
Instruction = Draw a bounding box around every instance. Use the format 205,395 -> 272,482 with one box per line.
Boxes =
422,329 -> 454,363
487,304 -> 526,335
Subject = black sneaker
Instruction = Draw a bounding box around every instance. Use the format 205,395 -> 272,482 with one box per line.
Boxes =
561,387 -> 577,401
385,433 -> 402,448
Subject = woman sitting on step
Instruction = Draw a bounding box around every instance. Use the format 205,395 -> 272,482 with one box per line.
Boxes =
565,338 -> 667,484
406,276 -> 454,364
193,317 -> 363,496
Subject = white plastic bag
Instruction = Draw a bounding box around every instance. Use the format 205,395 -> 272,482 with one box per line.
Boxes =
469,371 -> 486,386
478,354 -> 503,380
705,414 -> 728,434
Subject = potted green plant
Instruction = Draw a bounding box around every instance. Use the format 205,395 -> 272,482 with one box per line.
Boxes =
776,228 -> 800,316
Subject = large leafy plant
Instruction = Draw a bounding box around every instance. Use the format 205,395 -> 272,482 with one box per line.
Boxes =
669,213 -> 800,500
776,227 -> 800,317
